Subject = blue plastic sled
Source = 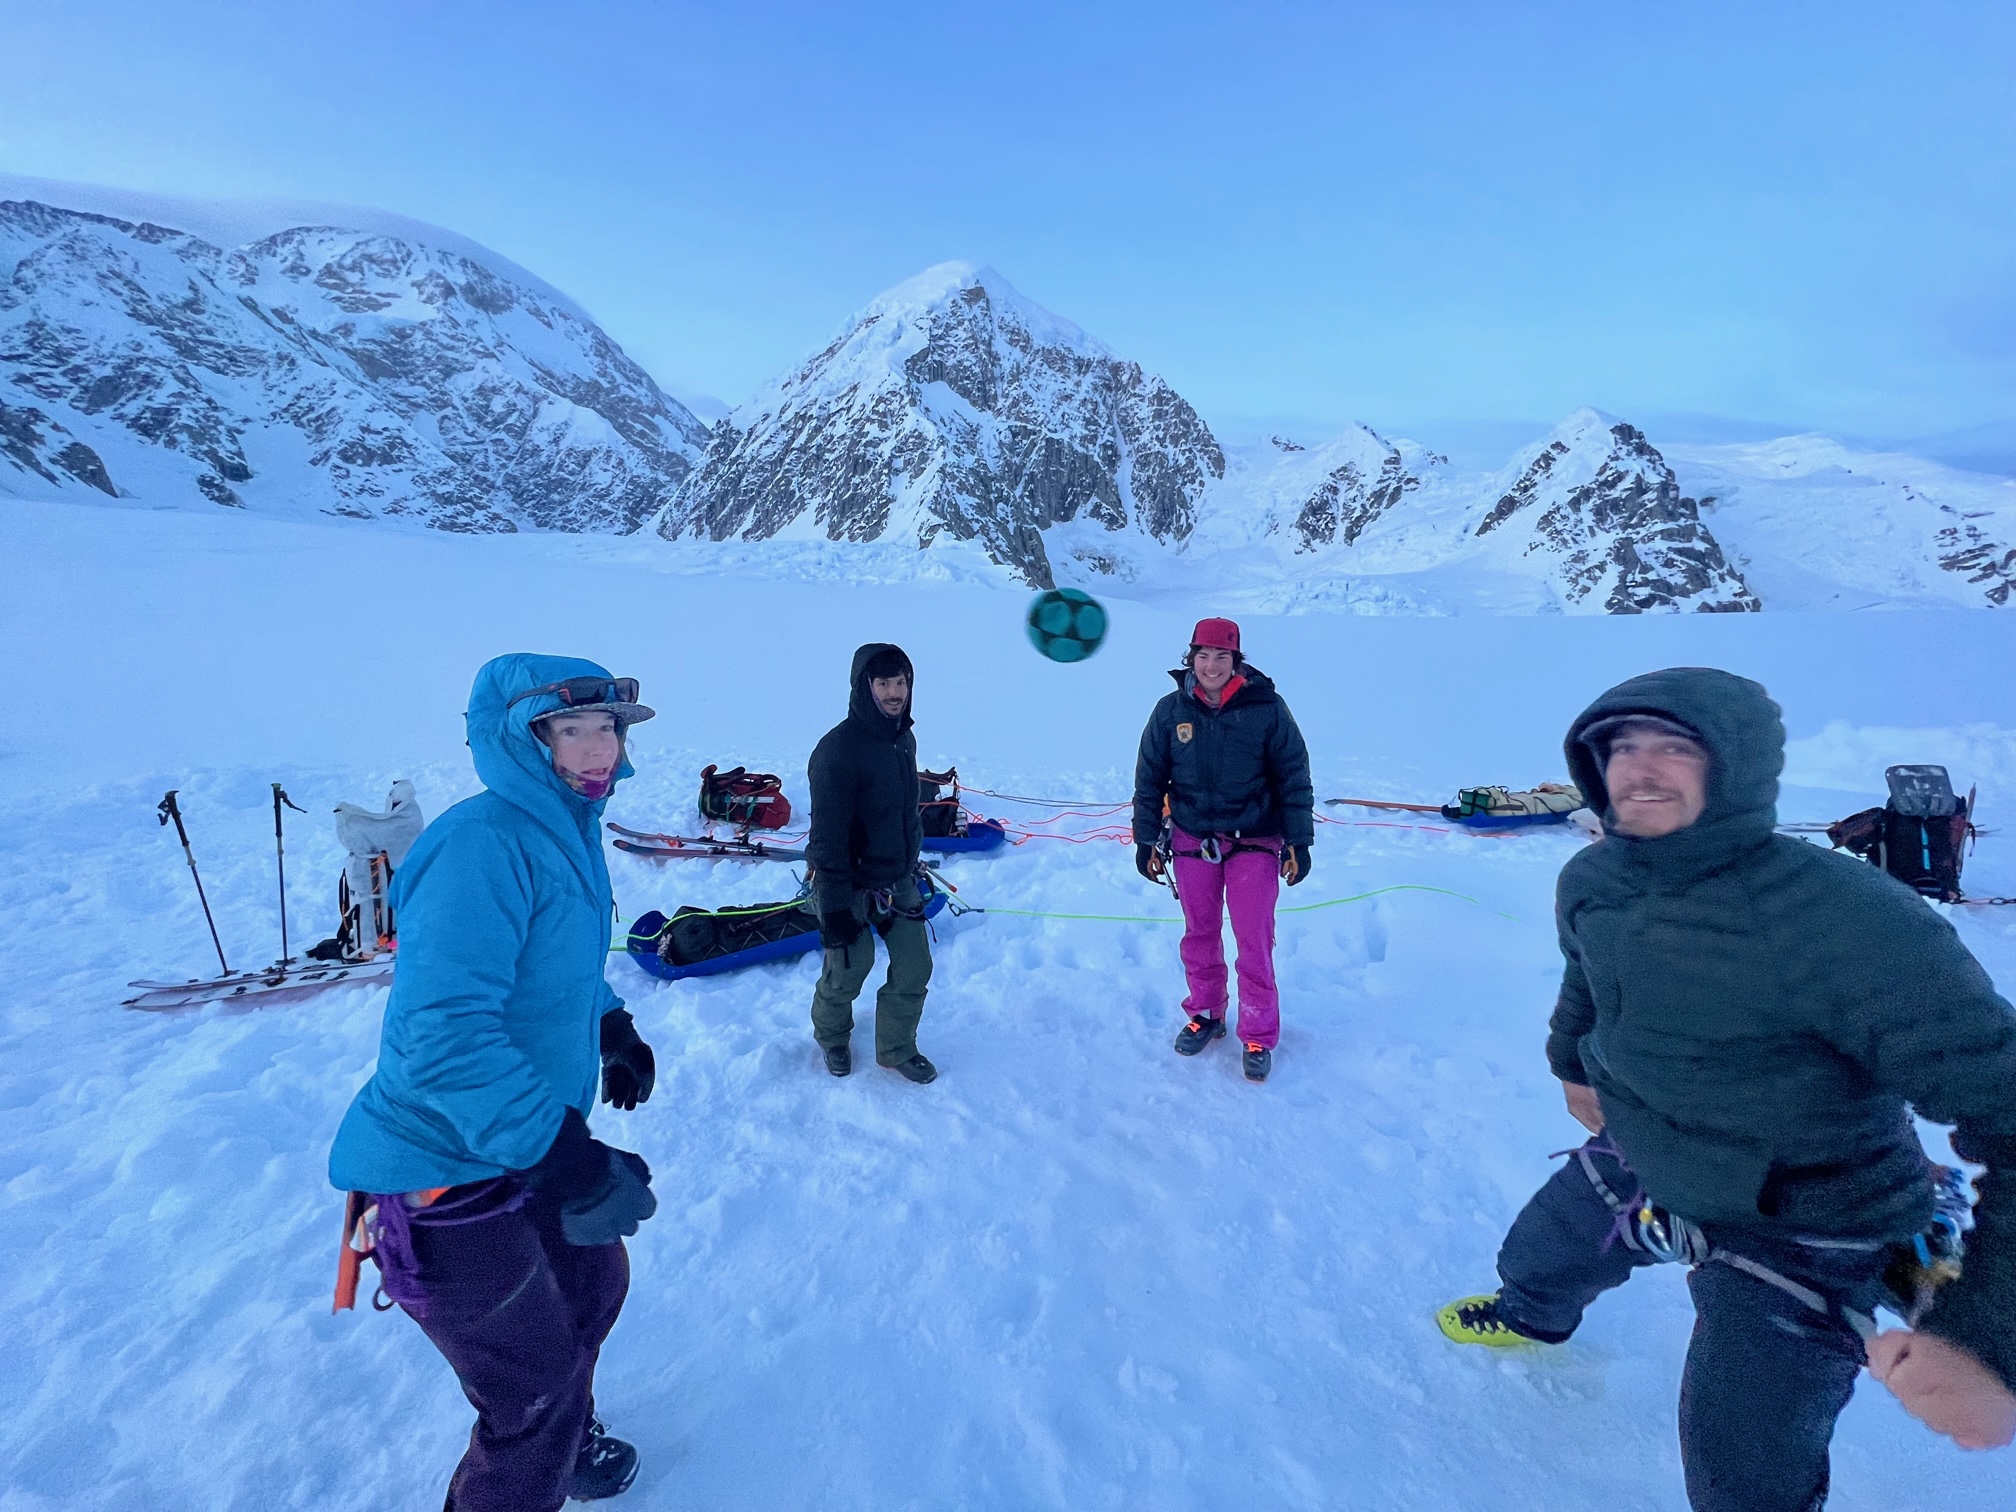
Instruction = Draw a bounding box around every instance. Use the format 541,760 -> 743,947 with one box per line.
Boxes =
627,885 -> 950,982
1453,810 -> 1571,832
921,818 -> 1009,854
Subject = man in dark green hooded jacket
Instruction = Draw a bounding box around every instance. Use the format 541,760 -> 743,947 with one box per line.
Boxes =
1438,667 -> 2015,1510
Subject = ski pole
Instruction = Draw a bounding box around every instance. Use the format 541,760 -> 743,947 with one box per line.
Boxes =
272,784 -> 306,965
158,791 -> 230,975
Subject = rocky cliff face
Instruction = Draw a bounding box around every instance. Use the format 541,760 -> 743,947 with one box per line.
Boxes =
658,263 -> 1225,586
1257,426 -> 1446,553
1,397 -> 116,496
0,197 -> 706,530
1471,411 -> 1759,612
1939,518 -> 2015,606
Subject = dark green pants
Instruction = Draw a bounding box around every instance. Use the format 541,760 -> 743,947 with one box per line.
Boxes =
810,879 -> 932,1065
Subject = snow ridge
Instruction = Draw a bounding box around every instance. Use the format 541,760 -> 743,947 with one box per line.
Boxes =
1667,435 -> 2016,610
0,196 -> 707,532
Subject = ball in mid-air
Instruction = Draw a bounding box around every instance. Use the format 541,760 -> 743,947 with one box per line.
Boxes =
1025,587 -> 1109,663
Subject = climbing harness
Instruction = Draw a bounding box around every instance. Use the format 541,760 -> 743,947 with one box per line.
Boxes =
1170,833 -> 1282,865
1569,1137 -> 1973,1338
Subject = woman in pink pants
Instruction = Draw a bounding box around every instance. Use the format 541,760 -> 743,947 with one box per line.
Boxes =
1132,618 -> 1315,1082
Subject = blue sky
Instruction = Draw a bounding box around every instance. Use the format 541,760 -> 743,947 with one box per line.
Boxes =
3,1 -> 2011,450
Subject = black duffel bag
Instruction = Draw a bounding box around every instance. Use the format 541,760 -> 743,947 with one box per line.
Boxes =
660,896 -> 820,966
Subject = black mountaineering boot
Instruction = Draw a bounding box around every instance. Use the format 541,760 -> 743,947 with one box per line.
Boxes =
823,1043 -> 852,1077
890,1053 -> 938,1084
1174,1014 -> 1227,1056
1242,1043 -> 1272,1082
569,1417 -> 639,1501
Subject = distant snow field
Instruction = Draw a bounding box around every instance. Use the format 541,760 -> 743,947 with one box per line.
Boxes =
1,499 -> 2012,1511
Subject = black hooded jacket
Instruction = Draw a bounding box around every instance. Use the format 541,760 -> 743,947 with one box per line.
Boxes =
1132,664 -> 1314,847
1548,666 -> 2016,1388
807,644 -> 923,914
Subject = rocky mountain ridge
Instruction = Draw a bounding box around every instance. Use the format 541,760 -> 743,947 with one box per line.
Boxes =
0,191 -> 706,532
1469,413 -> 1758,613
656,263 -> 1224,588
5,178 -> 2006,612
652,265 -> 1769,610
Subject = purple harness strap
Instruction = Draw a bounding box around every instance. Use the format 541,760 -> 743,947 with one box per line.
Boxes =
367,1177 -> 528,1316
1550,1131 -> 1647,1254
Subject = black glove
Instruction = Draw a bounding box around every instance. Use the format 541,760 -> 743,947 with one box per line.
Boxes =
1135,842 -> 1165,882
599,1008 -> 656,1111
820,909 -> 863,948
522,1107 -> 657,1247
1281,843 -> 1312,887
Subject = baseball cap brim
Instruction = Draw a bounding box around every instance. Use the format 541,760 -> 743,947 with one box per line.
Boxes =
1581,713 -> 1702,748
532,701 -> 656,728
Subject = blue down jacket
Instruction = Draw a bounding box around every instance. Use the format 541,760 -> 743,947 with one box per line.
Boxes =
329,654 -> 630,1194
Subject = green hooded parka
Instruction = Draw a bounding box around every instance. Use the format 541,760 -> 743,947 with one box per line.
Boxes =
1546,667 -> 2016,1389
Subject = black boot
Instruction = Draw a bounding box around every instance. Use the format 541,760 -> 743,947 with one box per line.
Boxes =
569,1417 -> 639,1501
1174,1014 -> 1226,1056
1242,1043 -> 1272,1082
823,1043 -> 852,1077
889,1052 -> 937,1084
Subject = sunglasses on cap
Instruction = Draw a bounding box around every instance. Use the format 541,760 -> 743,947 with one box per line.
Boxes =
505,675 -> 640,712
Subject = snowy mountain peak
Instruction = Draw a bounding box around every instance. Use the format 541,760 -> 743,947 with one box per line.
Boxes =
0,183 -> 707,531
854,260 -> 1108,359
1469,409 -> 1758,613
663,264 -> 1224,586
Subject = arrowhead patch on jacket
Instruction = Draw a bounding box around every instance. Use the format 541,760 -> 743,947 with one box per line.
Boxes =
1176,723 -> 1194,744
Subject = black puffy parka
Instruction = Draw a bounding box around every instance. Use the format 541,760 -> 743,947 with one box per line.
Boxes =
807,644 -> 923,915
1132,665 -> 1314,847
1547,666 -> 2016,1388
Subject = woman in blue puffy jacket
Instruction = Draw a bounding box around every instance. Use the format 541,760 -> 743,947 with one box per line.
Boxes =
330,654 -> 660,1510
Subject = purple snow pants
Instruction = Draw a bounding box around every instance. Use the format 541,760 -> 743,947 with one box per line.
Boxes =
1171,826 -> 1282,1049
392,1183 -> 630,1512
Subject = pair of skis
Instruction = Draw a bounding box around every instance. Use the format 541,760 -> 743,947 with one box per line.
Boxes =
607,822 -> 807,863
125,787 -> 395,1012
123,957 -> 396,1013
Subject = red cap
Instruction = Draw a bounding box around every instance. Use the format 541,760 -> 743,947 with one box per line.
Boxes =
1190,617 -> 1241,653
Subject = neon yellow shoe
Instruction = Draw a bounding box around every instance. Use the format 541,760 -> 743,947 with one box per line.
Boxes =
1436,1293 -> 1547,1347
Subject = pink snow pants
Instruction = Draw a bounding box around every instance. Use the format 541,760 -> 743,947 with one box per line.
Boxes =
1171,826 -> 1281,1049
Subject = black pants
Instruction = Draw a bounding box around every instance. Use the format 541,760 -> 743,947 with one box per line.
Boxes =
401,1189 -> 630,1512
1495,1140 -> 1890,1512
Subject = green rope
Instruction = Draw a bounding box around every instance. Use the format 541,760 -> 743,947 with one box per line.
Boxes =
971,883 -> 1518,924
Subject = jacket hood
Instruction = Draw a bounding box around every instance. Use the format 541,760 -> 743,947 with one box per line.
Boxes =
848,642 -> 915,740
1565,666 -> 1782,878
465,652 -> 633,895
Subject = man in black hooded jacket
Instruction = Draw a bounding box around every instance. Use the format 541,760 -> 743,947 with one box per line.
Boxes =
1438,666 -> 2015,1510
806,643 -> 935,1084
